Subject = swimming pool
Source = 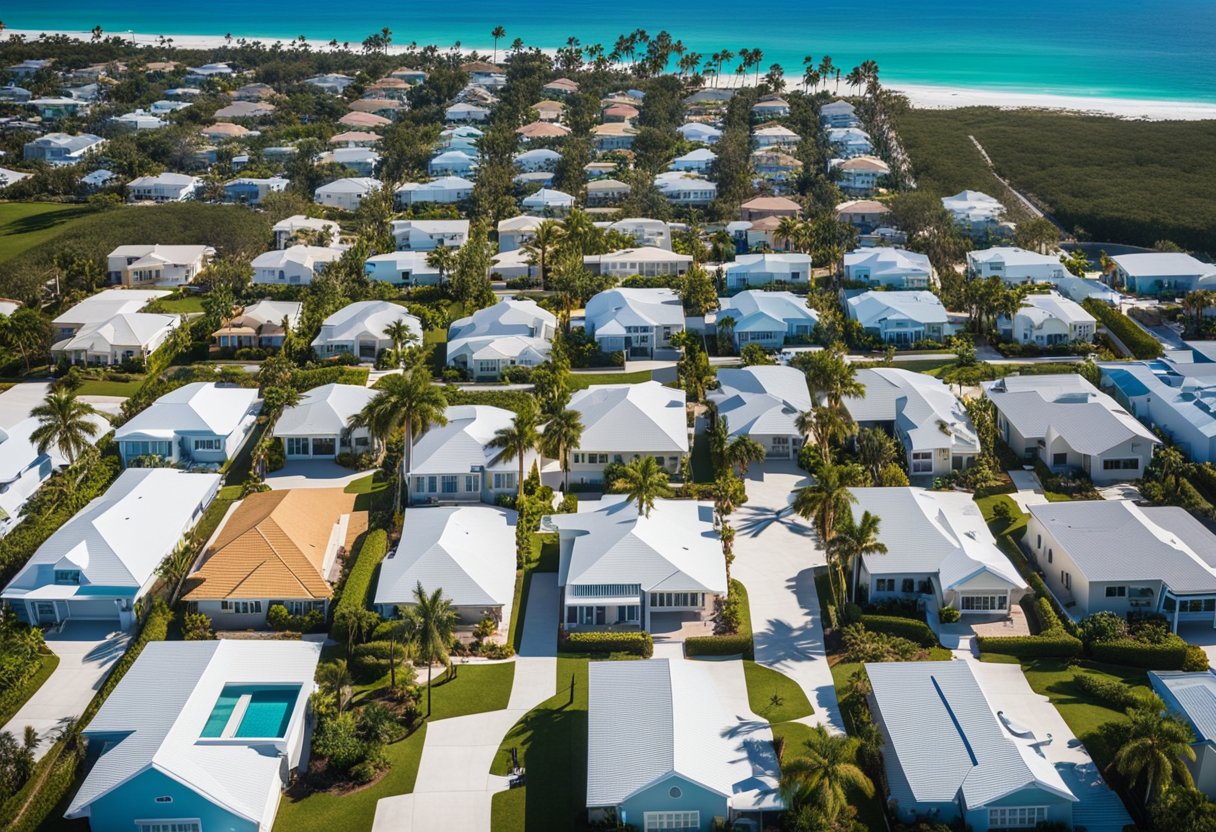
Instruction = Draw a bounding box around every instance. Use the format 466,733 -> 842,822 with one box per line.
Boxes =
201,684 -> 299,739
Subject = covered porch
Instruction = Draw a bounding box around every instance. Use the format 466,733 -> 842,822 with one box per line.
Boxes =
1160,588 -> 1216,633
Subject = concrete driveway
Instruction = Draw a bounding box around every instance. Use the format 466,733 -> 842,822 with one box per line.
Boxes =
3,621 -> 131,758
264,461 -> 376,490
0,382 -> 52,429
372,574 -> 558,832
731,462 -> 843,732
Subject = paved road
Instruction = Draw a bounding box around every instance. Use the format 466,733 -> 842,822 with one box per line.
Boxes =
3,622 -> 130,758
730,462 -> 844,732
372,574 -> 558,832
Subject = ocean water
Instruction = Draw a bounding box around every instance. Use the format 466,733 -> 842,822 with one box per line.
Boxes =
6,0 -> 1216,103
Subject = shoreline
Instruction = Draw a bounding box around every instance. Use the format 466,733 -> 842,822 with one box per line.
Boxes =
6,28 -> 1216,121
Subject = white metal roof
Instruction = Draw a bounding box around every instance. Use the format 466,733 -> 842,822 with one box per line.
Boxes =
1112,252 -> 1214,278
585,288 -> 686,332
984,374 -> 1158,452
52,289 -> 170,327
116,382 -> 260,441
1014,292 -> 1095,326
843,247 -> 932,278
708,366 -> 811,439
568,381 -> 688,455
968,246 -> 1064,268
448,299 -> 555,342
274,383 -> 375,438
847,290 -> 948,327
53,312 -> 178,353
311,300 -> 421,347
374,505 -> 516,608
409,405 -> 536,476
844,368 -> 980,455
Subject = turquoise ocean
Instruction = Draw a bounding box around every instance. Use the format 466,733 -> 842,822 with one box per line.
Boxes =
5,0 -> 1216,103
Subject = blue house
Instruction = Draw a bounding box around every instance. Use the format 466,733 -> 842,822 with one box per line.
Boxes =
1149,670 -> 1216,799
223,176 -> 288,206
586,659 -> 782,831
718,290 -> 820,351
114,382 -> 261,468
64,640 -> 321,832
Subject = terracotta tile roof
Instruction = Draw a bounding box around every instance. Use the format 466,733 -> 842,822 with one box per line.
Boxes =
516,121 -> 570,138
183,488 -> 363,601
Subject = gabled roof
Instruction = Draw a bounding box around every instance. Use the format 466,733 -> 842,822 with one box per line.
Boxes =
836,199 -> 890,215
868,661 -> 1075,809
587,658 -> 782,810
274,383 -> 374,438
449,299 -> 555,342
1014,293 -> 1094,327
52,289 -> 170,327
4,469 -> 220,592
374,506 -> 515,608
311,300 -> 421,346
521,188 -> 574,208
709,366 -> 811,438
844,247 -> 931,277
66,641 -> 321,827
1150,670 -> 1216,742
116,383 -> 259,441
315,176 -> 381,195
548,497 -> 724,593
719,290 -> 819,331
983,374 -> 1157,452
409,404 -> 536,476
184,488 -> 362,600
252,244 -> 344,271
845,368 -> 980,455
847,290 -> 948,327
568,381 -> 688,455
968,246 -> 1065,268
54,312 -> 178,353
585,288 -> 686,331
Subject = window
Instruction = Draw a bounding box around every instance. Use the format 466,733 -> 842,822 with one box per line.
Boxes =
154,797 -> 173,804
465,475 -> 478,492
623,605 -> 639,622
901,578 -> 915,593
286,437 -> 309,456
1106,586 -> 1127,598
54,570 -> 80,585
311,437 -> 336,456
1036,534 -> 1041,549
123,440 -> 172,459
1052,452 -> 1068,466
427,476 -> 437,493
220,600 -> 262,614
194,438 -> 222,451
441,475 -> 458,494
911,450 -> 933,474
644,811 -> 700,831
668,786 -> 682,799
1047,548 -> 1053,564
137,822 -> 201,832
989,807 -> 1047,828
875,578 -> 895,592
961,595 -> 1008,611
1061,571 -> 1071,590
493,472 -> 516,490
1103,458 -> 1140,470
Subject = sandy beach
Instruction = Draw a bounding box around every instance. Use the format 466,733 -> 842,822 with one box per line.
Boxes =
7,28 -> 1216,121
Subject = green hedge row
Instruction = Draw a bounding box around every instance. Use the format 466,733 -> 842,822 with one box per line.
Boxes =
335,529 -> 388,615
684,633 -> 755,659
976,632 -> 1083,658
861,615 -> 938,648
560,631 -> 654,658
996,537 -> 1079,636
1089,637 -> 1189,670
1073,672 -> 1153,710
1083,298 -> 1163,359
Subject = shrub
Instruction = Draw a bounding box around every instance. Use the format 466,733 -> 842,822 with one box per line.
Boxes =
350,640 -> 407,678
335,530 -> 389,614
560,630 -> 653,658
841,623 -> 929,663
1073,672 -> 1154,710
266,604 -> 324,633
1034,597 -> 1065,634
182,612 -> 214,640
478,641 -> 515,659
556,493 -> 578,514
1184,644 -> 1210,672
684,633 -> 754,658
939,606 -> 961,624
860,615 -> 938,648
1089,637 -> 1189,670
1082,298 -> 1163,359
977,632 -> 1083,658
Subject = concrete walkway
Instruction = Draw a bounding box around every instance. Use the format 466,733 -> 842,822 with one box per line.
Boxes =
1008,468 -> 1050,512
371,574 -> 558,832
2,622 -> 131,758
731,462 -> 844,732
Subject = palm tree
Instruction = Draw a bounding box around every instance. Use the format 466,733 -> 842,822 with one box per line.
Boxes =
797,405 -> 854,465
828,509 -> 887,603
490,26 -> 506,63
775,217 -> 804,253
1114,705 -> 1197,804
780,724 -> 874,819
726,435 -> 767,477
613,456 -> 673,518
539,404 -> 583,491
487,400 -> 539,501
401,582 -> 457,717
856,426 -> 897,483
383,319 -> 418,368
349,367 -> 448,507
426,245 -> 457,284
31,389 -> 102,467
522,220 -> 563,290
793,465 -> 857,607
316,660 -> 353,710
817,56 -> 836,92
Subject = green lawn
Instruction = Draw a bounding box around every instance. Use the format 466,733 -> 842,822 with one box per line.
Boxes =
274,662 -> 515,832
566,369 -> 653,390
154,296 -> 205,313
74,378 -> 146,397
491,658 -> 589,832
744,661 -> 813,723
0,652 -> 60,728
0,203 -> 99,263
974,493 -> 1029,539
344,472 -> 390,513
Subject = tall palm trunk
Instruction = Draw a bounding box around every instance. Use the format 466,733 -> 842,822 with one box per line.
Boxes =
517,453 -> 525,501
399,422 -> 412,510
426,656 -> 433,716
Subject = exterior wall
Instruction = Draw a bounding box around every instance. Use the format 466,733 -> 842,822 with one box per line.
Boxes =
1040,434 -> 1151,483
616,774 -> 729,832
566,451 -> 683,487
194,598 -> 327,629
282,430 -> 371,460
965,787 -> 1073,832
82,768 -> 259,832
1105,381 -> 1216,465
860,564 -> 938,606
408,471 -> 498,504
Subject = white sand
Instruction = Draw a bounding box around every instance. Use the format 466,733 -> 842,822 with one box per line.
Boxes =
7,28 -> 1216,121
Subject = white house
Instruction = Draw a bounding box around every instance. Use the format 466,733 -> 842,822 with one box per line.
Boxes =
752,96 -> 790,119
497,215 -> 544,252
374,506 -> 516,629
586,658 -> 783,831
251,244 -> 345,286
391,219 -> 469,251
607,218 -> 673,250
843,247 -> 935,289
126,173 -> 200,203
830,155 -> 890,195
585,178 -> 629,206
851,487 -> 1029,614
826,127 -> 873,157
514,148 -> 561,172
1150,670 -> 1216,799
670,147 -> 717,173
321,147 -> 381,176
844,368 -> 982,477
566,382 -> 689,485
584,247 -> 692,279
212,299 -> 302,350
62,641 -> 321,832
1027,500 -> 1216,629
1112,252 -> 1216,296
364,251 -> 444,287
445,102 -> 490,122
107,244 -> 212,288
967,246 -> 1068,285
395,176 -> 475,206
676,122 -> 722,144
314,177 -> 381,211
819,100 -> 860,128
440,125 -> 483,154
0,419 -> 62,537
311,300 -> 422,362
23,132 -> 105,165
1101,359 -> 1216,464
447,299 -> 557,380
548,497 -> 724,631
2,468 -> 220,627
275,383 -> 376,460
223,176 -> 289,205
717,290 -> 819,350
115,382 -> 261,468
846,290 -> 954,345
752,125 -> 799,149
1007,293 -> 1096,345
306,73 -> 355,94
708,366 -> 811,459
942,190 -> 1010,238
409,405 -> 543,503
52,313 -> 180,366
428,149 -> 478,178
655,171 -> 717,206
722,253 -> 812,290
51,289 -> 169,339
584,288 -> 686,358
111,109 -> 166,130
985,373 -> 1159,482
521,188 -> 575,216
272,215 -> 341,249
868,661 -> 1078,830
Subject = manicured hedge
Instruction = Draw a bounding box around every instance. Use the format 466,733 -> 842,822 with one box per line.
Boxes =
1089,637 -> 1189,670
684,633 -> 755,659
861,615 -> 938,648
976,632 -> 1083,658
1073,672 -> 1152,710
351,639 -> 408,678
1083,299 -> 1163,359
335,529 -> 388,614
1185,644 -> 1211,672
560,631 -> 653,658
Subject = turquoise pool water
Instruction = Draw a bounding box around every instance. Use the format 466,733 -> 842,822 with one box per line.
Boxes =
200,684 -> 299,738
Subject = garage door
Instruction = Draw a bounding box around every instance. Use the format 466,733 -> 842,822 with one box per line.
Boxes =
67,599 -> 120,620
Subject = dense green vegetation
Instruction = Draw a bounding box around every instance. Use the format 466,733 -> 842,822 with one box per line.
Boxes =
0,203 -> 100,264
895,106 -> 1216,251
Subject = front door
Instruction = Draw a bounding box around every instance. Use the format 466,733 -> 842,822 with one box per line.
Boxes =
34,601 -> 57,625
